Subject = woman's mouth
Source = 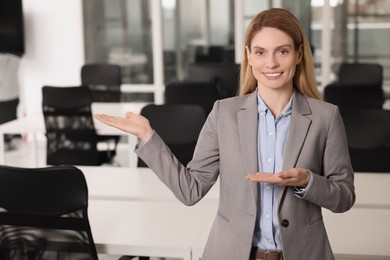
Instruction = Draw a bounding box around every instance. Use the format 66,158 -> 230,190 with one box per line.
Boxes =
263,72 -> 283,79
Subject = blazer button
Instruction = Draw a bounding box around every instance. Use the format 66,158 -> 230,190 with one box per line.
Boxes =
281,219 -> 289,228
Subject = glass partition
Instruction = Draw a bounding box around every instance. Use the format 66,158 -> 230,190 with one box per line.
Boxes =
311,0 -> 390,87
83,0 -> 390,102
83,0 -> 154,101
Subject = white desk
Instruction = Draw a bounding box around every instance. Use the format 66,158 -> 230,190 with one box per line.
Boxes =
80,166 -> 219,203
89,200 -> 217,259
324,208 -> 390,259
0,102 -> 148,166
191,217 -> 214,260
81,166 -> 219,259
324,172 -> 390,259
82,166 -> 390,259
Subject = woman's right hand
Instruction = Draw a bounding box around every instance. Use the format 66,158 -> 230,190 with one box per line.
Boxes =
94,112 -> 153,143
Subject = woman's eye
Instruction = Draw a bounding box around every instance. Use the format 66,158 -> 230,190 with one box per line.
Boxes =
255,51 -> 264,56
278,49 -> 289,55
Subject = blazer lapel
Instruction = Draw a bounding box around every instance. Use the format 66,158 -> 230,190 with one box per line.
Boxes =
279,92 -> 312,204
237,91 -> 259,204
282,92 -> 312,169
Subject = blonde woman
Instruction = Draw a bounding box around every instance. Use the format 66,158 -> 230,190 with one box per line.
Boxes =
95,8 -> 355,260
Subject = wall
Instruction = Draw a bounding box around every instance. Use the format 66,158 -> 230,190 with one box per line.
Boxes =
19,0 -> 85,116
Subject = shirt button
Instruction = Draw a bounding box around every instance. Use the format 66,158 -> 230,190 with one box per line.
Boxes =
265,214 -> 270,219
268,239 -> 273,243
267,158 -> 272,163
260,112 -> 265,116
266,185 -> 271,191
269,132 -> 274,136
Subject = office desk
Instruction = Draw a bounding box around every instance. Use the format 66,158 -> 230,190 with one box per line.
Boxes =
80,166 -> 219,202
324,172 -> 390,259
89,200 -> 217,259
83,166 -> 390,259
0,102 -> 148,166
81,166 -> 219,259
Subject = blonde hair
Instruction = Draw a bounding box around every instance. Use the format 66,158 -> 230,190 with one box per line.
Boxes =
239,8 -> 320,99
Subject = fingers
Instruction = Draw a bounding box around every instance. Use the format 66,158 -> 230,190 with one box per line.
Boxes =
276,168 -> 310,187
95,114 -> 120,126
245,172 -> 282,184
94,114 -> 112,124
245,168 -> 310,187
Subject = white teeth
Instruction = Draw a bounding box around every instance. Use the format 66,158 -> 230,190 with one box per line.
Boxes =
264,73 -> 282,77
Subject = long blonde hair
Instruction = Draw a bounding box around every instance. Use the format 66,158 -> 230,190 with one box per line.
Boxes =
239,8 -> 320,99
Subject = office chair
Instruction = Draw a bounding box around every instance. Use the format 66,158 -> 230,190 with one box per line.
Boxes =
138,104 -> 206,167
165,81 -> 219,115
340,108 -> 390,172
81,63 -> 122,102
323,83 -> 385,109
187,62 -> 240,99
194,45 -> 225,63
337,62 -> 383,88
42,86 -> 117,166
81,63 -> 122,144
0,165 -> 98,260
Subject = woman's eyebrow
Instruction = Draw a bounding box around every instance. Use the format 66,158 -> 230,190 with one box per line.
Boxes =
251,44 -> 293,50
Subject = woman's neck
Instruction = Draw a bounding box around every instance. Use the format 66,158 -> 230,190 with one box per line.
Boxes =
257,86 -> 293,118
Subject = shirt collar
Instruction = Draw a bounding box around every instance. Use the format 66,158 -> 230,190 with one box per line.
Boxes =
257,91 -> 294,119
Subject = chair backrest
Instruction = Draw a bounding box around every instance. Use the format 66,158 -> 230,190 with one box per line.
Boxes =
194,46 -> 225,63
0,98 -> 18,125
138,104 -> 206,167
42,86 -> 103,166
81,63 -> 122,102
187,62 -> 240,99
340,108 -> 390,172
164,81 -> 219,115
337,62 -> 383,87
0,165 -> 98,260
323,83 -> 385,109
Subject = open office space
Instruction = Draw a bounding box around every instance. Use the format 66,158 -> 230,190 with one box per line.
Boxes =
0,0 -> 390,259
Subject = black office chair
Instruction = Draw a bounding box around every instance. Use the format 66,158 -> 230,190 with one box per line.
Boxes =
42,86 -> 117,166
194,46 -> 225,63
165,81 -> 219,115
81,63 -> 122,102
340,108 -> 390,172
323,83 -> 385,109
187,62 -> 240,99
138,104 -> 206,167
0,165 -> 98,260
81,63 -> 123,144
337,62 -> 383,88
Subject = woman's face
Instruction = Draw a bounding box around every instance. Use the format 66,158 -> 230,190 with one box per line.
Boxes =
246,27 -> 302,92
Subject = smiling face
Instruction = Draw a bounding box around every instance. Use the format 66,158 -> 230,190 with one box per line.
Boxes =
246,27 -> 302,93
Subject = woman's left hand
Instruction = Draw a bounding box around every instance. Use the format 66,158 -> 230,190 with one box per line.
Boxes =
245,167 -> 311,187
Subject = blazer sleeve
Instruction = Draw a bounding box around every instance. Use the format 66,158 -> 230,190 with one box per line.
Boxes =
135,101 -> 221,206
301,105 -> 356,213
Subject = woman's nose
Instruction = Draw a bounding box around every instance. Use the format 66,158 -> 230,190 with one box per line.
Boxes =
265,55 -> 279,68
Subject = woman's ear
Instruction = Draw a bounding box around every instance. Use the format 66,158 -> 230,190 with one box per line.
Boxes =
296,44 -> 303,64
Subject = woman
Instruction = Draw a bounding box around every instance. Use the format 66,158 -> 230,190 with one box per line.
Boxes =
95,8 -> 355,260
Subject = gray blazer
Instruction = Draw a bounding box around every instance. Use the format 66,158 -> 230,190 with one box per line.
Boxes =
136,90 -> 356,260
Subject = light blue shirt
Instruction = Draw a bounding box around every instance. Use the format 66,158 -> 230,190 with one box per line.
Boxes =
252,93 -> 293,250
